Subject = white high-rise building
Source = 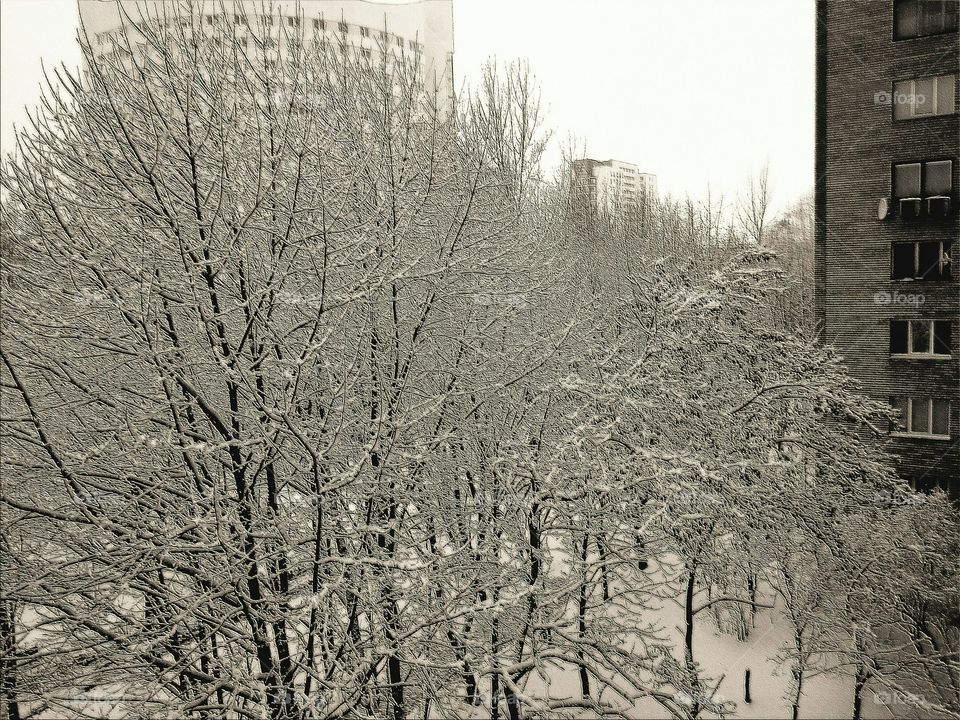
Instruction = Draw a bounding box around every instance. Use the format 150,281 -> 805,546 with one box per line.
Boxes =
78,0 -> 455,103
571,158 -> 657,215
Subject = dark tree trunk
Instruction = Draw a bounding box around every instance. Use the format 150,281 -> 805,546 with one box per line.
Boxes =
1,597 -> 21,720
684,563 -> 701,717
852,662 -> 869,720
578,534 -> 591,699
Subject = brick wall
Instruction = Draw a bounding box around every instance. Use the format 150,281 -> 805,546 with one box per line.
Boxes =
815,0 -> 959,492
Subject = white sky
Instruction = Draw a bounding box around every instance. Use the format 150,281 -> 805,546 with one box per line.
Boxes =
1,0 -> 814,209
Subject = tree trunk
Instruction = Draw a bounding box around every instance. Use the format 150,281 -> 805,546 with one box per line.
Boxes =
790,665 -> 803,720
578,534 -> 592,699
684,563 -> 701,717
0,598 -> 20,720
852,662 -> 869,720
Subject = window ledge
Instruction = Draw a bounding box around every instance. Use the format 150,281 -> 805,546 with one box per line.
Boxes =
893,113 -> 960,122
893,30 -> 960,42
890,431 -> 952,440
893,195 -> 954,201
890,353 -> 953,360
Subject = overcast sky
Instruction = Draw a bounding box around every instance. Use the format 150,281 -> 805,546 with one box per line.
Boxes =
1,0 -> 814,210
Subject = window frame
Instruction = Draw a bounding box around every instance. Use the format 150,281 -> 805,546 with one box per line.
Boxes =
892,74 -> 957,119
891,240 -> 953,280
892,159 -> 955,198
893,0 -> 959,40
890,396 -> 952,439
890,319 -> 952,358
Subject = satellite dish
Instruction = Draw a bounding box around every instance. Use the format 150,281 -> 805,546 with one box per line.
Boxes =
878,197 -> 891,220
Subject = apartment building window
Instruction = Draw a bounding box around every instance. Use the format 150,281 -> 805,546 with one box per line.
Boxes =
359,26 -> 370,38
287,16 -> 300,28
890,319 -> 952,356
892,240 -> 953,279
890,397 -> 951,438
893,160 -> 953,217
338,22 -> 349,34
893,74 -> 956,119
894,0 -> 959,38
894,160 -> 953,197
313,19 -> 325,31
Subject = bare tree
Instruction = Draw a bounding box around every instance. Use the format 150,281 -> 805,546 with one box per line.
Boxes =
1,5 -> 555,718
736,162 -> 772,247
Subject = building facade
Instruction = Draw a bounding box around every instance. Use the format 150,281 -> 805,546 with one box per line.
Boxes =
78,0 -> 455,103
815,0 -> 959,493
571,158 -> 657,216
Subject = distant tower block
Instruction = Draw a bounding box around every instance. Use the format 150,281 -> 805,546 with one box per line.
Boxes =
78,0 -> 456,105
570,158 -> 657,217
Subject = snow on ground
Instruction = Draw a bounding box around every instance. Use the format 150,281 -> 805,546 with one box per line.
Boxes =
515,595 -> 859,719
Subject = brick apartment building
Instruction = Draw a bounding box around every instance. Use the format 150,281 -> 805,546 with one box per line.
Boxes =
815,0 -> 959,494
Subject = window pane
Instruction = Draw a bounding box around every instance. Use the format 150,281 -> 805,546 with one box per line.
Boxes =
911,320 -> 931,353
933,320 -> 952,354
914,77 -> 936,115
894,163 -> 922,197
919,0 -> 946,33
893,80 -> 913,119
891,320 -> 909,353
892,396 -> 910,431
893,243 -> 917,279
911,398 -> 930,433
947,1 -> 959,32
936,74 -> 956,114
925,160 -> 953,195
917,241 -> 941,279
896,0 -> 920,37
932,399 -> 950,436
